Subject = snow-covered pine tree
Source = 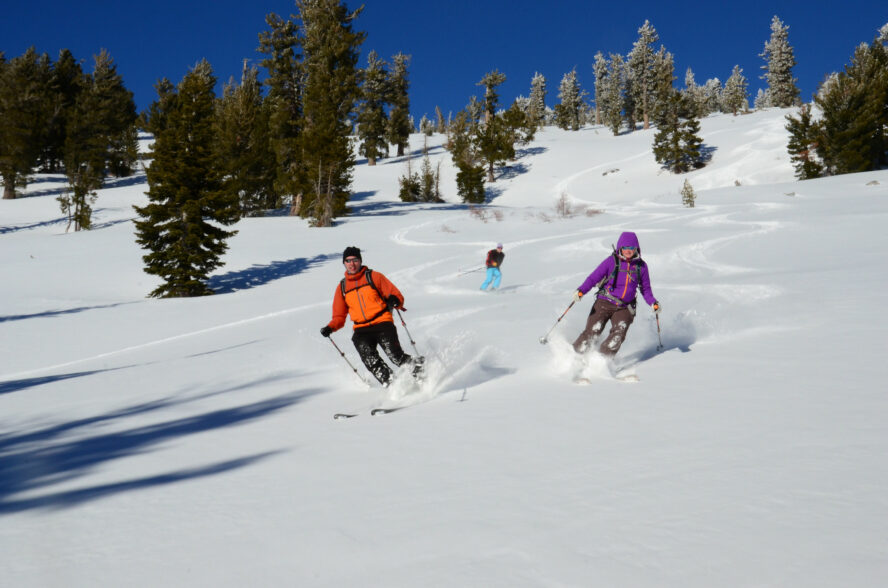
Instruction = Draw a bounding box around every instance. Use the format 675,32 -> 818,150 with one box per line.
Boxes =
387,53 -> 411,157
419,114 -> 434,135
599,54 -> 626,135
681,179 -> 696,207
133,60 -> 240,298
295,0 -> 365,227
722,65 -> 748,115
357,50 -> 389,166
702,78 -> 722,116
435,106 -> 445,133
592,52 -> 608,125
528,72 -> 547,129
555,68 -> 587,131
215,62 -> 276,215
627,20 -> 661,130
682,68 -> 704,118
753,88 -> 770,110
760,15 -> 800,108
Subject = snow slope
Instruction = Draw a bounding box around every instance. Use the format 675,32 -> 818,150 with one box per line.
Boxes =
2,109 -> 887,587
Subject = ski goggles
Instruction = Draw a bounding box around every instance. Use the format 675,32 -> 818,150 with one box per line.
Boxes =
620,246 -> 637,251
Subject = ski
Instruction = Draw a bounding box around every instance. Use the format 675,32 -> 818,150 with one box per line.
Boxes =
333,413 -> 359,420
371,407 -> 402,415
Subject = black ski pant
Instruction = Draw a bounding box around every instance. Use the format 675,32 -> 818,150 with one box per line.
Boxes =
352,321 -> 413,385
572,298 -> 635,357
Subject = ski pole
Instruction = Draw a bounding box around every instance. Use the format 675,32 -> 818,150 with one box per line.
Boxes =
395,308 -> 422,356
458,266 -> 485,276
539,300 -> 576,344
655,312 -> 664,351
327,336 -> 370,385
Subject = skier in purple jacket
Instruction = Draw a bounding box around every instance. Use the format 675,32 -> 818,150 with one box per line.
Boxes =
572,231 -> 660,356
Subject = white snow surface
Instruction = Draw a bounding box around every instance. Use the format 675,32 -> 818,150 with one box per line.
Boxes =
2,109 -> 887,587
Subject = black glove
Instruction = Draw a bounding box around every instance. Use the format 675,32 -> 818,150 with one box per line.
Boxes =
320,325 -> 333,337
385,295 -> 400,310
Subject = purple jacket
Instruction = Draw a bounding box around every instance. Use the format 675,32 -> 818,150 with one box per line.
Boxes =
577,232 -> 657,307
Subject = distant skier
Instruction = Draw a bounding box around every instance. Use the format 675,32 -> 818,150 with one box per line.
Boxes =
480,243 -> 505,291
571,232 -> 660,356
321,246 -> 423,385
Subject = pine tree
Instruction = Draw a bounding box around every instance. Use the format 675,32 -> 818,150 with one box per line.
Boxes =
528,72 -> 547,129
43,49 -> 84,173
627,20 -> 661,130
435,106 -> 445,133
554,69 -> 587,131
90,50 -> 138,178
592,52 -> 608,125
784,104 -> 824,179
133,60 -> 239,298
59,57 -> 109,231
681,179 -> 696,208
295,0 -> 365,227
760,16 -> 800,108
356,50 -> 389,166
0,48 -> 53,199
702,78 -> 722,115
215,62 -> 277,215
722,65 -> 748,115
475,70 -> 514,182
652,90 -> 704,173
387,53 -> 411,157
447,110 -> 485,203
815,32 -> 888,174
599,54 -> 625,135
419,114 -> 434,136
650,47 -> 676,127
258,12 -> 304,211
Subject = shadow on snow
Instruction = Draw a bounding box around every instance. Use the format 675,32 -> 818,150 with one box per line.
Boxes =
0,379 -> 320,514
207,253 -> 340,294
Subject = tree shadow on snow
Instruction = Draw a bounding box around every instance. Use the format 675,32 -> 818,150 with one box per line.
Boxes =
0,383 -> 321,514
0,301 -> 138,324
208,253 -> 340,294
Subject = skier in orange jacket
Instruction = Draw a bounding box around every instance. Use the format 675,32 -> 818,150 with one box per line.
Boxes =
320,246 -> 423,385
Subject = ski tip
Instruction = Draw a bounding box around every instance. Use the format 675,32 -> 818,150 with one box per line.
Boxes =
333,413 -> 358,420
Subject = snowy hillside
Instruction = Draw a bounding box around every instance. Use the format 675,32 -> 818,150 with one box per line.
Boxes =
2,109 -> 887,587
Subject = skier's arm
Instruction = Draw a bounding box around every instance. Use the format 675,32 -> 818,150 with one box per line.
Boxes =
577,257 -> 613,295
638,263 -> 657,306
373,272 -> 405,309
328,286 -> 348,330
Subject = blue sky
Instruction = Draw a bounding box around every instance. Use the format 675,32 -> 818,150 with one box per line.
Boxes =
2,1 -> 885,122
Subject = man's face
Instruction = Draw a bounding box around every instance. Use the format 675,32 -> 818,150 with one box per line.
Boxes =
344,257 -> 361,274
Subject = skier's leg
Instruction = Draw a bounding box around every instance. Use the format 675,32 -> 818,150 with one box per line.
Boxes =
378,322 -> 425,377
598,307 -> 635,357
491,268 -> 502,289
572,300 -> 612,353
352,327 -> 392,385
480,267 -> 494,290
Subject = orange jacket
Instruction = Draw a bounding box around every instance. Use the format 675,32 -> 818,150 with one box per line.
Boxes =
327,267 -> 404,331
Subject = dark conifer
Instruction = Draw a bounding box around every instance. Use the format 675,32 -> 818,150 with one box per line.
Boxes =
133,60 -> 239,298
294,0 -> 365,227
215,63 -> 277,215
0,48 -> 53,199
387,53 -> 412,157
357,51 -> 390,166
652,91 -> 705,173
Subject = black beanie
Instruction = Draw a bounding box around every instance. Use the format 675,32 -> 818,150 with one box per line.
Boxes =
342,246 -> 362,263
